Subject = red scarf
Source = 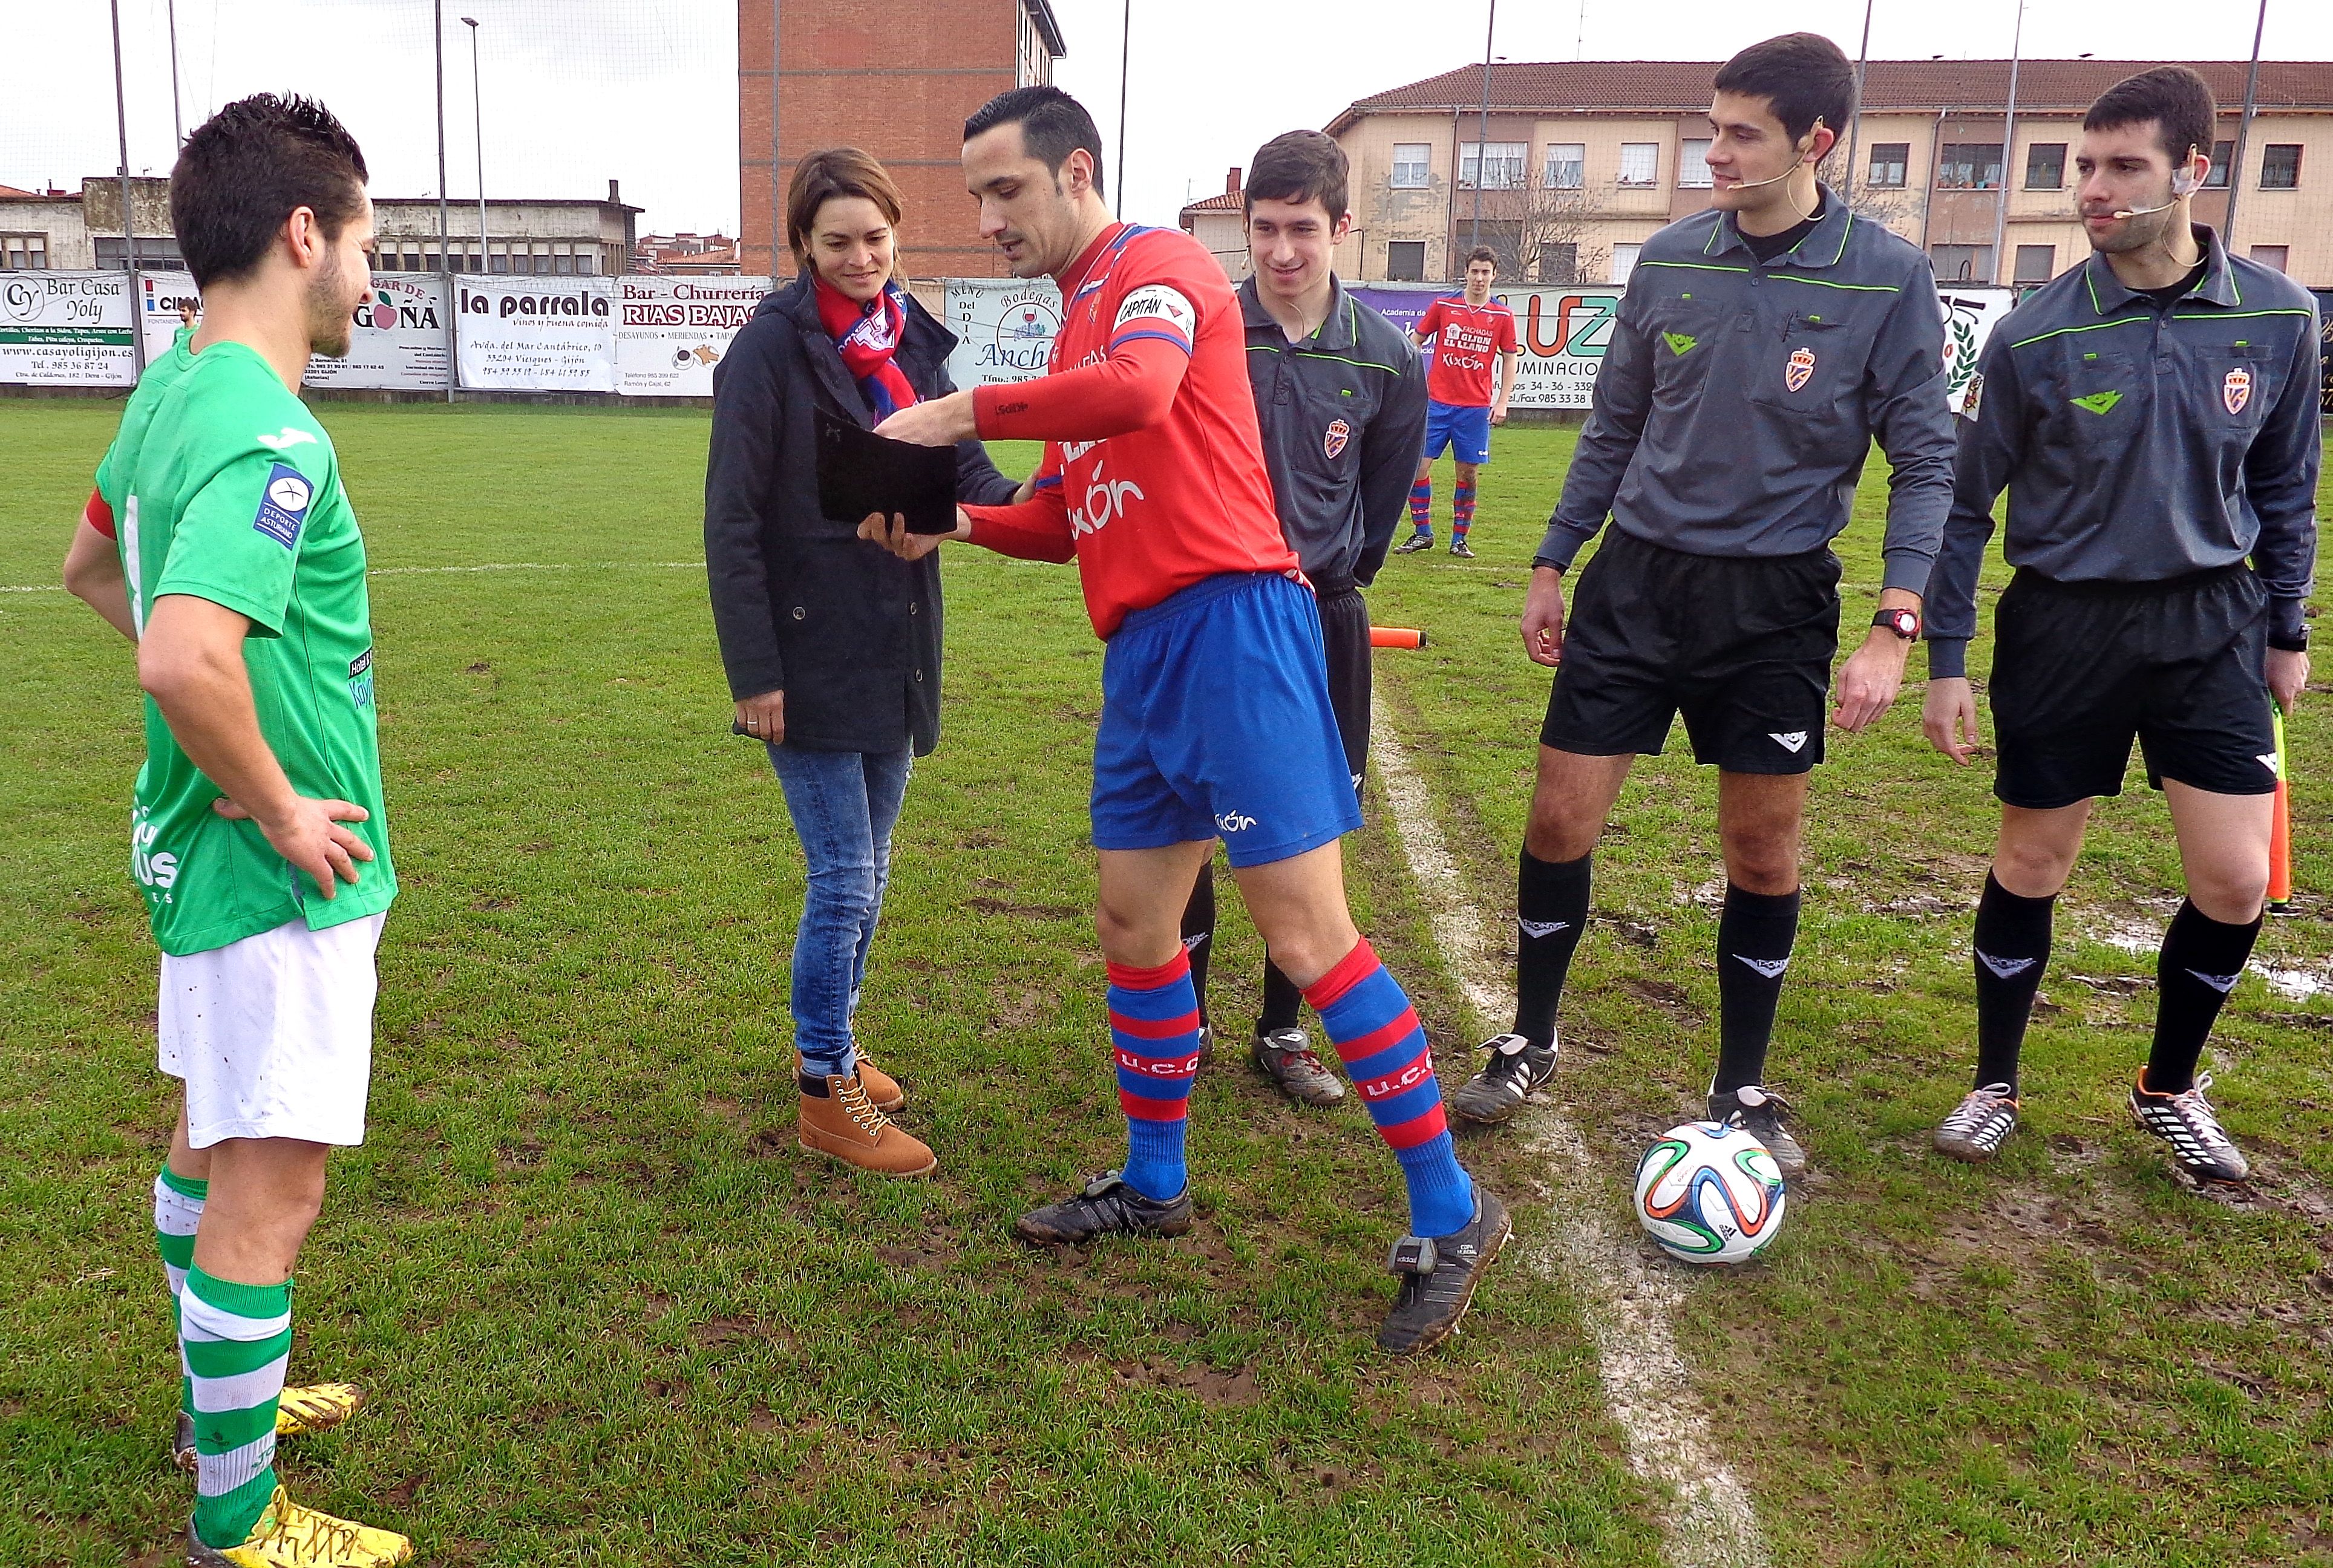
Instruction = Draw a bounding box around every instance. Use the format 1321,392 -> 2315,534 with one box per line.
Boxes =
814,275 -> 919,420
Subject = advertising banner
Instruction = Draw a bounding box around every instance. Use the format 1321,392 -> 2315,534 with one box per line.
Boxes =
0,270 -> 137,386
612,275 -> 773,396
1935,287 -> 2018,417
453,276 -> 614,391
137,269 -> 203,363
1354,283 -> 1626,408
944,276 -> 1061,391
308,273 -> 452,390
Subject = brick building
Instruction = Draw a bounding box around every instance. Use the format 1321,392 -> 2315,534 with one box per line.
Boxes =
1177,168 -> 1248,280
1327,59 -> 2333,288
739,0 -> 1067,280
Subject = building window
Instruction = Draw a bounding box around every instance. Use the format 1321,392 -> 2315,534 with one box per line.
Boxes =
1460,142 -> 1527,191
1867,143 -> 1908,188
1386,240 -> 1426,282
1678,139 -> 1713,188
1929,243 -> 1993,283
2024,143 -> 2066,190
489,245 -> 509,275
2251,244 -> 2289,273
1545,143 -> 1584,190
1937,144 -> 2004,189
1617,143 -> 1658,188
1611,242 -> 1641,284
575,250 -> 596,276
1391,144 -> 1431,189
1538,241 -> 1579,284
554,249 -> 576,275
2205,139 -> 2234,189
2260,144 -> 2301,190
1,234 -> 48,268
2014,244 -> 2055,283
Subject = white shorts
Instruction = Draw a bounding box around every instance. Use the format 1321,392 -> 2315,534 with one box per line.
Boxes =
159,913 -> 387,1149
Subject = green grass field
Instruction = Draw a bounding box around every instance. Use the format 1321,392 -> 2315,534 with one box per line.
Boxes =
4,399 -> 2332,1566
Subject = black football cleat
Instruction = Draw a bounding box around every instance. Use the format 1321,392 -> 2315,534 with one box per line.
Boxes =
1378,1187 -> 1510,1355
1013,1171 -> 1194,1246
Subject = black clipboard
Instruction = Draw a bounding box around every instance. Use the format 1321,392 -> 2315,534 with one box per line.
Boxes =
815,406 -> 960,535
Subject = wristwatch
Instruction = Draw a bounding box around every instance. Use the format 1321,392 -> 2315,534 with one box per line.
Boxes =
2269,626 -> 2311,652
1873,607 -> 1920,640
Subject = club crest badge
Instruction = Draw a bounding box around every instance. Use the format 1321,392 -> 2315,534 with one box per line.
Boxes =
1323,418 -> 1351,459
1784,346 -> 1816,393
2223,366 -> 2252,415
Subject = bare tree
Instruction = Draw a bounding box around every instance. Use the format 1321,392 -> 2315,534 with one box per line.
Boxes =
1464,178 -> 1612,286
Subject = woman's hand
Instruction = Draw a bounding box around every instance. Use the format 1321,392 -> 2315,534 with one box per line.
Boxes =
735,689 -> 785,744
857,509 -> 969,561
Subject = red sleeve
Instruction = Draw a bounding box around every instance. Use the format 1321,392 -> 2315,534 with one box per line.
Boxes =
973,334 -> 1191,443
82,488 -> 116,539
964,443 -> 1075,562
1416,300 -> 1444,339
1498,309 -> 1520,354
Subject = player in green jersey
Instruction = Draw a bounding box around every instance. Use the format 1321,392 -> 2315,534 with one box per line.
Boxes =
63,96 -> 412,1567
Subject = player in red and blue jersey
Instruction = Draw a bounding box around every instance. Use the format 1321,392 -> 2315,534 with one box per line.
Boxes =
1395,247 -> 1519,559
868,87 -> 1506,1354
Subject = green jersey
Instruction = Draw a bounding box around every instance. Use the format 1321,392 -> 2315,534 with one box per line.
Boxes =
95,333 -> 395,956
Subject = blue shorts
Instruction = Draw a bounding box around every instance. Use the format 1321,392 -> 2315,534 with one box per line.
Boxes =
1422,399 -> 1492,466
1093,572 -> 1363,867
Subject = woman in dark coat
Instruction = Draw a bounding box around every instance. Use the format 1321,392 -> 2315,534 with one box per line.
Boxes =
704,147 -> 1019,1178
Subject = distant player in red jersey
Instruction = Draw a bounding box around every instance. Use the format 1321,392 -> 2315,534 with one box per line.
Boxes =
1395,246 -> 1519,560
868,87 -> 1506,1354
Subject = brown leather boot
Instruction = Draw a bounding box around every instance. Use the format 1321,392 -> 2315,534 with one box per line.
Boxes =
852,1050 -> 906,1113
798,1074 -> 936,1177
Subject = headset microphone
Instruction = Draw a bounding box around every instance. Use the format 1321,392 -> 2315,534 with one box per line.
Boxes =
2111,166 -> 2200,220
1721,117 -> 1827,193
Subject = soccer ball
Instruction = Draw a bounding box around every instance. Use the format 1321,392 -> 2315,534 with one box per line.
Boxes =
1632,1121 -> 1787,1265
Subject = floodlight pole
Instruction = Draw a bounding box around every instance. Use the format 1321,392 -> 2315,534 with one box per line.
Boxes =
110,0 -> 145,373
1842,0 -> 1872,207
1114,0 -> 1130,212
435,0 -> 455,401
1470,0 -> 1495,258
1988,0 -> 2023,285
464,18 -> 486,277
2223,0 -> 2268,249
167,0 -> 184,145
771,0 -> 784,275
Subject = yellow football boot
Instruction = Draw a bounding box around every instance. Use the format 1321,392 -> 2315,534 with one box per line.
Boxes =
174,1384 -> 365,1471
185,1483 -> 412,1566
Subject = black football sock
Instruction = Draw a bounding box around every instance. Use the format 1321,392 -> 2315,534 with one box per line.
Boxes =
1513,848 -> 1592,1050
1972,872 -> 2054,1095
1712,884 -> 1800,1096
1180,860 -> 1216,1030
2146,900 -> 2261,1096
1256,955 -> 1303,1034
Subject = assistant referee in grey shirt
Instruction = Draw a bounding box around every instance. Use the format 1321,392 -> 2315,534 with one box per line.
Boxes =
1450,33 -> 1956,1180
1921,67 -> 2319,1184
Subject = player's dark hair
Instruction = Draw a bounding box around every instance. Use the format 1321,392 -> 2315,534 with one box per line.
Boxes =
2085,67 -> 2217,168
964,86 -> 1107,200
785,147 -> 905,266
1244,130 -> 1348,222
1467,246 -> 1497,268
171,94 -> 368,289
1713,33 -> 1854,147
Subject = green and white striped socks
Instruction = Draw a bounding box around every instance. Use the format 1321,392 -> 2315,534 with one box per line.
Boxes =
154,1165 -> 206,1424
179,1265 -> 292,1547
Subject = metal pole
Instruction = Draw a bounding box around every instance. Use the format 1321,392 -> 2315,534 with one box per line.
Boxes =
1842,0 -> 1872,207
2223,0 -> 2268,250
1989,0 -> 2023,284
1471,0 -> 1494,255
110,0 -> 145,373
167,0 -> 184,146
1114,0 -> 1130,211
770,0 -> 783,275
436,0 -> 453,402
465,18 -> 485,278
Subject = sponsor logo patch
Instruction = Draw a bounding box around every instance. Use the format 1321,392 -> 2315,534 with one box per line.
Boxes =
1662,331 -> 1698,356
2259,752 -> 2282,777
1519,919 -> 1571,939
251,462 -> 312,548
1963,370 -> 1984,419
2187,969 -> 2242,995
1733,955 -> 1791,979
1323,417 -> 1351,459
1784,346 -> 1815,393
1214,809 -> 1257,834
2070,389 -> 2123,416
1768,730 -> 1808,753
2223,366 -> 2252,414
1977,950 -> 2037,980
255,426 -> 319,451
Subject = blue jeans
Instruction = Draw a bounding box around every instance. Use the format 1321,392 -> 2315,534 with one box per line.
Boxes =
765,742 -> 912,1076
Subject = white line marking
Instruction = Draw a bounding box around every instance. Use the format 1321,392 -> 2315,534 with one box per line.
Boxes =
1370,693 -> 1770,1568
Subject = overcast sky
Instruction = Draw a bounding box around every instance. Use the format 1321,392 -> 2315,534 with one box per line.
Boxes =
7,0 -> 2331,245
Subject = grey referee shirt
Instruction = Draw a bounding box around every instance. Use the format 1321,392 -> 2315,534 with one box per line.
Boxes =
1240,275 -> 1428,590
1535,187 -> 1955,592
1925,226 -> 2321,678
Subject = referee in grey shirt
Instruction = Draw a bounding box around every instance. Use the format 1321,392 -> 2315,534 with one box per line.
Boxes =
1923,67 -> 2319,1183
1177,131 -> 1429,1105
1452,33 -> 1957,1180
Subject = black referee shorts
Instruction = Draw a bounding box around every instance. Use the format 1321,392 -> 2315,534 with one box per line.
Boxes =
1315,584 -> 1372,795
1539,531 -> 1841,774
1989,564 -> 2277,810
